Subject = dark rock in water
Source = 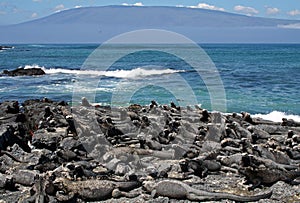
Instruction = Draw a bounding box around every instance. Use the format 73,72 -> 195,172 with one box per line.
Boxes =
0,45 -> 13,50
2,67 -> 45,76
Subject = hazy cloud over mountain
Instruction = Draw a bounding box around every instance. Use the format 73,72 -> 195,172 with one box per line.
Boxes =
287,9 -> 300,16
234,5 -> 259,16
182,3 -> 225,11
266,7 -> 280,15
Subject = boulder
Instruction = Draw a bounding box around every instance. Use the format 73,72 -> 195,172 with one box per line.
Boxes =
2,67 -> 45,76
0,45 -> 13,50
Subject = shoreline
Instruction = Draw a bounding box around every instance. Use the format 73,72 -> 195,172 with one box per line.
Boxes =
0,98 -> 300,202
1,96 -> 300,123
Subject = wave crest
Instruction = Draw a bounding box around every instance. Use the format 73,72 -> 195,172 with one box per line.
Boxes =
46,67 -> 184,78
23,64 -> 45,70
22,64 -> 184,78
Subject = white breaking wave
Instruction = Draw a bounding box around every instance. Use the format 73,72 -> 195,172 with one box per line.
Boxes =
45,67 -> 184,78
23,64 -> 184,78
23,64 -> 45,69
278,23 -> 300,29
253,111 -> 300,122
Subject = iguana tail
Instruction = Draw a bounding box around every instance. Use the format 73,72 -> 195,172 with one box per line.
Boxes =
191,188 -> 272,202
0,150 -> 27,163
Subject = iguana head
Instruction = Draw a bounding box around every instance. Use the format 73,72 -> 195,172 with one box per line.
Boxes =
143,181 -> 155,192
53,177 -> 70,190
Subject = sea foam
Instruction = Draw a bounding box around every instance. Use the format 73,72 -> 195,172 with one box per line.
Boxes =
23,64 -> 184,79
253,111 -> 300,122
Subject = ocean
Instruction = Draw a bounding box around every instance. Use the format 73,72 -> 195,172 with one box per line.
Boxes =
0,44 -> 299,122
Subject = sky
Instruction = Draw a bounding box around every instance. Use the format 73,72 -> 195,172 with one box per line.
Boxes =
0,0 -> 300,25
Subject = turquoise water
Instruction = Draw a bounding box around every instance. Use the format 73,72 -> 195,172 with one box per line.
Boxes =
0,44 -> 299,117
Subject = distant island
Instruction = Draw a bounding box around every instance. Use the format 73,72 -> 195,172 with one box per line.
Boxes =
1,6 -> 300,43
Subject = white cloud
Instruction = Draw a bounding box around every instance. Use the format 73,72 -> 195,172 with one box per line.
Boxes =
287,9 -> 300,16
122,2 -> 144,7
266,7 -> 280,15
234,5 -> 259,16
54,4 -> 65,12
133,2 -> 143,6
32,0 -> 42,2
31,12 -> 38,18
0,11 -> 6,15
188,3 -> 225,11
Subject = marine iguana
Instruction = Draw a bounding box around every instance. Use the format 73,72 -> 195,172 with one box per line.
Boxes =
54,178 -> 140,201
0,124 -> 31,153
239,166 -> 300,189
242,153 -> 299,171
143,179 -> 272,202
104,146 -> 174,160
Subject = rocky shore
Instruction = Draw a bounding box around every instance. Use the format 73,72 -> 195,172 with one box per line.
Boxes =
0,98 -> 300,202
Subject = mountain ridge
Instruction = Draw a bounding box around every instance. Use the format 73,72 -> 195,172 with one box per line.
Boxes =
1,6 -> 300,43
17,6 -> 300,27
